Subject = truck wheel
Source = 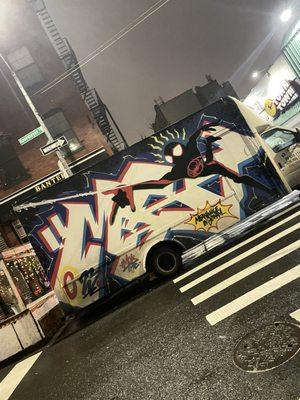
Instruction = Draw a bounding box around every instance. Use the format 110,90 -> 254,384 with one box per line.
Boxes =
150,245 -> 182,278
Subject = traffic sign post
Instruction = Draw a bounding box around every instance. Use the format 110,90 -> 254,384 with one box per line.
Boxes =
18,126 -> 44,146
40,136 -> 68,156
0,53 -> 72,178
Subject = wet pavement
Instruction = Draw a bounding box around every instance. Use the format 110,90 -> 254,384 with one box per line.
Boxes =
0,204 -> 299,400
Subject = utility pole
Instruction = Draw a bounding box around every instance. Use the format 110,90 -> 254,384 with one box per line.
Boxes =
0,54 -> 72,178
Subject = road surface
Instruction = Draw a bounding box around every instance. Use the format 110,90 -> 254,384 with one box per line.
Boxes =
0,203 -> 299,400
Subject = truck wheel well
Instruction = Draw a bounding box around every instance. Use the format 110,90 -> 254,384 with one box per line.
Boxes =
145,240 -> 185,272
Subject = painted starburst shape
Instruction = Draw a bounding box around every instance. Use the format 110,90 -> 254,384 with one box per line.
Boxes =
186,200 -> 238,232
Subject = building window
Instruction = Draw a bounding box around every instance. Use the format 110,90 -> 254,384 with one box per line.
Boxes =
43,110 -> 82,154
0,232 -> 8,252
6,46 -> 44,90
0,133 -> 29,190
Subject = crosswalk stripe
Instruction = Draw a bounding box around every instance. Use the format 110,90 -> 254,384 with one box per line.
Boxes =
174,209 -> 300,284
179,223 -> 299,293
191,241 -> 299,305
206,265 -> 300,326
290,309 -> 300,322
0,352 -> 42,400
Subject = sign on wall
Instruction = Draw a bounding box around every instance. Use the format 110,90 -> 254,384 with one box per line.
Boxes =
264,80 -> 299,118
34,173 -> 64,192
244,55 -> 299,125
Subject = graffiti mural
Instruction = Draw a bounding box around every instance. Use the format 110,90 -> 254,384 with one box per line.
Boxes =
104,121 -> 274,225
186,200 -> 237,232
15,98 -> 285,310
120,254 -> 140,273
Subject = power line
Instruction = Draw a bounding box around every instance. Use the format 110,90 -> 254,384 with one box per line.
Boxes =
37,0 -> 168,94
33,0 -> 171,96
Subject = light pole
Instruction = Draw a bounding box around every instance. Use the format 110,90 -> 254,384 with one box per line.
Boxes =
0,54 -> 72,178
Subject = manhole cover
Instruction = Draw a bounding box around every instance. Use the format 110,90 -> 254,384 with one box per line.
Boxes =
234,322 -> 300,372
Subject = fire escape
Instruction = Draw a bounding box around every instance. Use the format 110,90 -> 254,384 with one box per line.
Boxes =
30,0 -> 127,153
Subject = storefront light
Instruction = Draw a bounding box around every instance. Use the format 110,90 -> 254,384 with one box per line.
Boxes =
69,141 -> 80,152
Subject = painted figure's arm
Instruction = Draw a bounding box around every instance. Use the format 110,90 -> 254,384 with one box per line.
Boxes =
187,121 -> 220,148
103,177 -> 174,225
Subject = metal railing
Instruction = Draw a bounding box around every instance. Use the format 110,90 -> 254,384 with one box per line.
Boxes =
31,0 -> 127,152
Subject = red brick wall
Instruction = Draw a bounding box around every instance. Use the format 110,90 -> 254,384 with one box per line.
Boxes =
0,0 -> 113,201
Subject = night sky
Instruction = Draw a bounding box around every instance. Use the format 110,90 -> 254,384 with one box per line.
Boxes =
44,0 -> 299,144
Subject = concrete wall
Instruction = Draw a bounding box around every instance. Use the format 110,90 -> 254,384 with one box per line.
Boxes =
0,310 -> 43,362
28,291 -> 65,339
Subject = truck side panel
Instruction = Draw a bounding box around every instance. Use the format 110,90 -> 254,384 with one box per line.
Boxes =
15,98 -> 286,310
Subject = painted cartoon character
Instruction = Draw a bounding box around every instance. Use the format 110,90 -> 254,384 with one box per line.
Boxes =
105,122 -> 273,224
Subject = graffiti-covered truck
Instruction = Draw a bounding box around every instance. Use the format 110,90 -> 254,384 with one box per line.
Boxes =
14,97 -> 290,311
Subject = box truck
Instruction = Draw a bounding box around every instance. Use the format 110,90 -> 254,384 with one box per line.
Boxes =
14,97 -> 291,311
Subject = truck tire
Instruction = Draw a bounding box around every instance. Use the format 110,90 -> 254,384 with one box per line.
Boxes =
150,245 -> 182,278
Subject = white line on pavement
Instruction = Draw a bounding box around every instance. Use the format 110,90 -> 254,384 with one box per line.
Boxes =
179,223 -> 299,293
174,208 -> 300,284
206,265 -> 300,326
290,309 -> 300,322
191,241 -> 299,305
0,352 -> 42,400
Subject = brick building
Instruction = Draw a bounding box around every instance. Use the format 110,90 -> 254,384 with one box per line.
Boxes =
0,0 -> 124,248
152,76 -> 239,132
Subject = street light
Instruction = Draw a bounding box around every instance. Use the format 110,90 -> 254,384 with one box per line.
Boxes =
251,65 -> 271,80
251,71 -> 259,79
280,8 -> 292,22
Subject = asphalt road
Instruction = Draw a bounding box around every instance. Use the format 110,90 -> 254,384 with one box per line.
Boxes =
0,203 -> 299,400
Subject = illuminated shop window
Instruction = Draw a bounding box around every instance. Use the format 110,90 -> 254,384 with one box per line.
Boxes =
6,255 -> 51,305
43,109 -> 82,154
0,269 -> 18,320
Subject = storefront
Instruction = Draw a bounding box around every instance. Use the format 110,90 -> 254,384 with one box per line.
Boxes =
0,244 -> 64,362
2,244 -> 51,306
244,21 -> 300,129
244,55 -> 300,128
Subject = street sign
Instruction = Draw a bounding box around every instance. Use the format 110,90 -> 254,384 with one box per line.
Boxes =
40,136 -> 68,156
18,126 -> 44,146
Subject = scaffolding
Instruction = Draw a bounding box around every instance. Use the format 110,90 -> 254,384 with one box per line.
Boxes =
31,0 -> 127,152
